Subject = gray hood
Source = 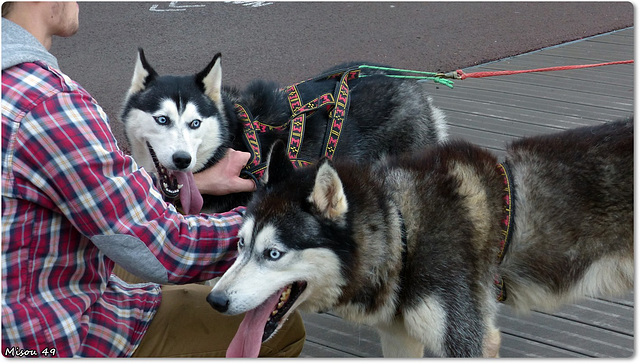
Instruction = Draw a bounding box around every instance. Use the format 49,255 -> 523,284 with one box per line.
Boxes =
2,18 -> 59,70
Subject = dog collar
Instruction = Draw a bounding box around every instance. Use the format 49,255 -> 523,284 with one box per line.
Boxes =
494,162 -> 515,302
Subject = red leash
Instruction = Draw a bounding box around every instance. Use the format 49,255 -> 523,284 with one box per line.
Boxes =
449,60 -> 633,80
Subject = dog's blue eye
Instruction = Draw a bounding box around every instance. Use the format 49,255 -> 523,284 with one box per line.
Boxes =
266,248 -> 282,261
238,239 -> 245,250
189,119 -> 201,129
154,116 -> 169,125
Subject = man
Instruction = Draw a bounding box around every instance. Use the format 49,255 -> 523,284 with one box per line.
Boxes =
1,2 -> 305,357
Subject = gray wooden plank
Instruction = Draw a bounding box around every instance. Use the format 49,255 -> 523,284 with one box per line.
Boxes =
539,37 -> 634,55
589,34 -> 634,44
300,341 -> 357,358
498,307 -> 634,358
435,85 -> 632,121
500,334 -> 590,358
300,312 -> 383,357
537,48 -> 634,63
438,109 -> 562,138
435,96 -> 603,130
446,125 -> 509,154
548,297 -> 634,336
599,292 -> 635,307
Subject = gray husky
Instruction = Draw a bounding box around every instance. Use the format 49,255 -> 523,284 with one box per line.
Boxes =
207,118 -> 633,357
121,49 -> 448,213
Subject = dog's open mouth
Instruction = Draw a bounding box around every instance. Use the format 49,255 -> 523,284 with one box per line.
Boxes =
147,142 -> 203,214
147,142 -> 180,198
227,281 -> 307,358
263,282 -> 307,341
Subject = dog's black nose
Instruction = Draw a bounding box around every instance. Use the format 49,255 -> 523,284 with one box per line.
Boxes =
207,291 -> 230,313
173,151 -> 192,170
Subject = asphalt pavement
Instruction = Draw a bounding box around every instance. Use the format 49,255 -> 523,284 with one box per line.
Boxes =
48,1 -> 634,149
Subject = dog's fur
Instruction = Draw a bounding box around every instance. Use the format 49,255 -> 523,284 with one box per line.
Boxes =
121,49 -> 448,212
207,118 -> 633,357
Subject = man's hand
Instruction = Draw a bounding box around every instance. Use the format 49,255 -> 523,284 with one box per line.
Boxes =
193,149 -> 256,195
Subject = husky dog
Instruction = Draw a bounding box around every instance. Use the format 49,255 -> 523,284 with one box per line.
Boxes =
121,49 -> 448,213
207,119 -> 633,357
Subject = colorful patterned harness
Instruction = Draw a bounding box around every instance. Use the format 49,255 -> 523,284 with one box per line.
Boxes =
235,67 -> 362,182
495,162 -> 515,302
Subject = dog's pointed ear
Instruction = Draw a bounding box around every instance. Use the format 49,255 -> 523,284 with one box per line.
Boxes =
309,158 -> 348,221
127,48 -> 158,95
263,140 -> 294,185
196,53 -> 224,111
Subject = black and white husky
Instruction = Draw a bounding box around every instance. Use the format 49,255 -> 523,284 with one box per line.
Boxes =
120,49 -> 448,213
207,119 -> 633,357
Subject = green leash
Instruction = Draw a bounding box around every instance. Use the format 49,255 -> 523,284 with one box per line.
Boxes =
358,64 -> 455,88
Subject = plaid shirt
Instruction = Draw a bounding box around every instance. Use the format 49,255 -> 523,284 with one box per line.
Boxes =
2,61 -> 245,357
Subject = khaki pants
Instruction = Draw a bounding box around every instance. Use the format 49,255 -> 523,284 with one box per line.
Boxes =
113,265 -> 306,357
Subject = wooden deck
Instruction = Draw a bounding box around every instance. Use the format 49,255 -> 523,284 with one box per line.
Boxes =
299,27 -> 635,358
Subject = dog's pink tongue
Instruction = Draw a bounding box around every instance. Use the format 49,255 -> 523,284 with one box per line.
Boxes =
174,171 -> 203,215
226,289 -> 283,358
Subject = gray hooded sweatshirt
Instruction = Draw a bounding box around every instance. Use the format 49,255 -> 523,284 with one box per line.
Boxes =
2,17 -> 60,70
